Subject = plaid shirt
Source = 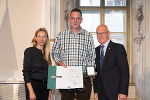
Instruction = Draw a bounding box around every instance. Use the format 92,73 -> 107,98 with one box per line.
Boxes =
51,28 -> 96,73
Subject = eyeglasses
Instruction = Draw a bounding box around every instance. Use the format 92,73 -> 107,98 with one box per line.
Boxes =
70,17 -> 82,21
97,31 -> 108,35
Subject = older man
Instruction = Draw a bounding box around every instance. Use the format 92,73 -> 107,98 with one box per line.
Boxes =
93,24 -> 129,100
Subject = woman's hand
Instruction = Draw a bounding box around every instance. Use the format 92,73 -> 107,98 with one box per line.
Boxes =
48,89 -> 53,100
26,82 -> 36,100
29,91 -> 36,100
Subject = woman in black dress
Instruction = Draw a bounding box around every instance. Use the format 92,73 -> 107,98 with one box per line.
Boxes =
23,28 -> 52,100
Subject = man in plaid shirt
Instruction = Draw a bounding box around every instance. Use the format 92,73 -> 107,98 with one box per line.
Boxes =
51,8 -> 96,100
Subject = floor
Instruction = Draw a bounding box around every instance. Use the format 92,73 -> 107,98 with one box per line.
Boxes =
90,98 -> 136,100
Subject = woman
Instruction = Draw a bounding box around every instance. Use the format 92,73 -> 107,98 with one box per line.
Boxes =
23,28 -> 52,100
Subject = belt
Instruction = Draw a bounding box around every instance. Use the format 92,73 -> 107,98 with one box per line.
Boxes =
31,78 -> 47,83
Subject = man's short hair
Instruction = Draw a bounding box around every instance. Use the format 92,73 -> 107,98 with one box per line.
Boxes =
70,8 -> 82,16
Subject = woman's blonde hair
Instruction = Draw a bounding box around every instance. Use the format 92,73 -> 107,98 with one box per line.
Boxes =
32,28 -> 52,65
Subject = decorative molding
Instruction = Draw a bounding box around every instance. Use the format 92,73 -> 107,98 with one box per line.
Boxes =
134,0 -> 145,51
64,1 -> 70,30
64,0 -> 76,30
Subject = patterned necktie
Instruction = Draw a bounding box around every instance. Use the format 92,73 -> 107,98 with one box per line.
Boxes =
100,45 -> 104,69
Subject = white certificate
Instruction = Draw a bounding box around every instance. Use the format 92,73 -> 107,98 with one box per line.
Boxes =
47,66 -> 83,89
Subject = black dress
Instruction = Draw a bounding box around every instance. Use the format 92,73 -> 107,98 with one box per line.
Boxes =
22,46 -> 49,100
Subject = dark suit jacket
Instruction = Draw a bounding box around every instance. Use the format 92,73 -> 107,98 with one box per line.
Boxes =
93,40 -> 129,100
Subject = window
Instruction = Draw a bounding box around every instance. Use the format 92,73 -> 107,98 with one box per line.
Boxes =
80,0 -> 100,6
78,0 -> 128,48
81,11 -> 100,32
78,0 -> 132,84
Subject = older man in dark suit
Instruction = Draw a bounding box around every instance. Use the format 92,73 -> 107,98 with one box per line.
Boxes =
93,24 -> 129,100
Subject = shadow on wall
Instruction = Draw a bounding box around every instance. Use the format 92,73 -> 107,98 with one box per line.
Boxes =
0,1 -> 17,82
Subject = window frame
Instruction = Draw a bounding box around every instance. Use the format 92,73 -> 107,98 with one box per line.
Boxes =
77,0 -> 132,83
77,0 -> 129,49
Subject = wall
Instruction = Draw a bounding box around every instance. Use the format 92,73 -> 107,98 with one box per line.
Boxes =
130,0 -> 150,100
0,0 -> 73,83
0,0 -> 45,82
145,0 -> 150,99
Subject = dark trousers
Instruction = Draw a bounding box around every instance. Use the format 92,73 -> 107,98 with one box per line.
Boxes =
60,76 -> 92,100
98,90 -> 110,100
25,79 -> 49,100
98,82 -> 109,100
